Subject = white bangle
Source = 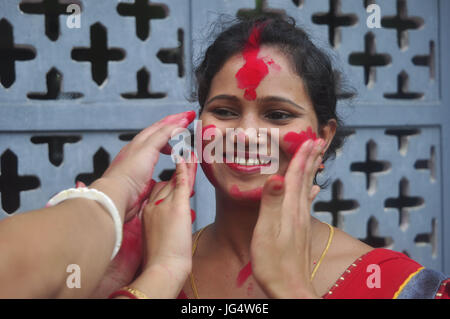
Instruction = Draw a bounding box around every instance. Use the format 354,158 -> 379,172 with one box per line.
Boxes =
46,187 -> 123,260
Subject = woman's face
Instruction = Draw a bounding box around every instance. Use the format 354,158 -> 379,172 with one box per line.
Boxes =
198,45 -> 335,201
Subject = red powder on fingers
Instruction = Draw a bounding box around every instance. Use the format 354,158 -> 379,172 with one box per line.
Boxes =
269,174 -> 285,191
154,198 -> 164,206
283,126 -> 318,155
112,214 -> 142,273
235,24 -> 280,101
230,184 -> 263,201
190,209 -> 196,223
237,262 -> 252,288
161,110 -> 196,126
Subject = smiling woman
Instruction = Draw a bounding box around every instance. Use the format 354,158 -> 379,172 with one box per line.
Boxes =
174,14 -> 449,299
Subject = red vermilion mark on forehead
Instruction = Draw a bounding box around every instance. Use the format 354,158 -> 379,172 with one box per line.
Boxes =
283,126 -> 318,155
235,24 -> 279,101
237,262 -> 252,288
230,184 -> 263,201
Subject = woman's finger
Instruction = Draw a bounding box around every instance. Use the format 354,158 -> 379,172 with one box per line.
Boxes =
257,175 -> 285,231
284,139 -> 315,202
170,156 -> 191,206
186,151 -> 198,195
309,185 -> 321,202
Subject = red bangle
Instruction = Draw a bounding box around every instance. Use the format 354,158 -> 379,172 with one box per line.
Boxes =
108,289 -> 138,299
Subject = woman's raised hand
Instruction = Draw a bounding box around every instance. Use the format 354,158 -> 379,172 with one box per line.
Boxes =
250,138 -> 325,299
91,111 -> 196,222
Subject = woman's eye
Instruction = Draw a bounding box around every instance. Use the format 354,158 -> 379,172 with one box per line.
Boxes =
265,111 -> 293,120
212,108 -> 237,117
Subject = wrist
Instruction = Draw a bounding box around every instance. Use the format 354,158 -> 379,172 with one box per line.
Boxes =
128,264 -> 189,299
90,177 -> 129,222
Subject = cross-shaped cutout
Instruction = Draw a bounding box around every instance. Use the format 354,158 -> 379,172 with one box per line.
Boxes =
31,135 -> 81,167
117,0 -> 168,41
71,22 -> 125,86
19,0 -> 81,41
414,218 -> 437,257
75,148 -> 110,186
313,179 -> 359,228
348,32 -> 391,87
385,177 -> 424,230
359,216 -> 393,248
27,68 -> 83,100
350,140 -> 390,194
292,0 -> 304,7
157,29 -> 184,78
119,131 -> 139,142
384,71 -> 424,100
0,149 -> 40,214
0,19 -> 36,88
412,41 -> 435,80
237,0 -> 285,19
381,0 -> 424,50
385,128 -> 420,155
311,0 -> 358,48
121,67 -> 166,99
414,146 -> 436,181
364,0 -> 376,7
159,169 -> 175,182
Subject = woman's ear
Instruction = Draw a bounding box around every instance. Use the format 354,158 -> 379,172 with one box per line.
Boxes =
319,119 -> 337,153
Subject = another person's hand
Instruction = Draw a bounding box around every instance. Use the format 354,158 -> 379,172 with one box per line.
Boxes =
125,154 -> 197,298
250,138 -> 325,298
91,111 -> 196,222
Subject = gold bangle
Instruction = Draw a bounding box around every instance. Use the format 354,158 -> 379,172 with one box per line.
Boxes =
122,286 -> 150,299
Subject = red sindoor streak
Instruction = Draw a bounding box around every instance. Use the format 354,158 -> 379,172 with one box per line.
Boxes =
235,24 -> 279,101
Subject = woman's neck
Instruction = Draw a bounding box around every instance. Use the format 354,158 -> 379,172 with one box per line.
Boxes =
210,190 -> 260,264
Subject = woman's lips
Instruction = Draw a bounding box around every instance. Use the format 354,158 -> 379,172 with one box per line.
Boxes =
223,154 -> 272,174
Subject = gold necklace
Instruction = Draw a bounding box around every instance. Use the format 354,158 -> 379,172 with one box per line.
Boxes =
189,223 -> 334,299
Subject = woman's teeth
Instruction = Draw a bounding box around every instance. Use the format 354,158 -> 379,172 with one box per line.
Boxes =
232,157 -> 270,166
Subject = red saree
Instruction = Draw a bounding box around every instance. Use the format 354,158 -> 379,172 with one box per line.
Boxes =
177,248 -> 449,299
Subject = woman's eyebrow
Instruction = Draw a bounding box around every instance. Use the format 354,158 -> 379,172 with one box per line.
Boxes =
205,94 -> 241,106
258,96 -> 306,111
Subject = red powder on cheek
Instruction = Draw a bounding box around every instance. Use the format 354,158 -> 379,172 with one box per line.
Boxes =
230,184 -> 263,201
235,24 -> 279,101
283,126 -> 318,155
237,262 -> 252,288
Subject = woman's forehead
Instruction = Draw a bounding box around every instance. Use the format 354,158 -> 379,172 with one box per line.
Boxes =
208,46 -> 311,106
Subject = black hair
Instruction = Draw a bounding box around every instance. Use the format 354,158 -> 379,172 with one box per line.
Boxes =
194,14 -> 355,188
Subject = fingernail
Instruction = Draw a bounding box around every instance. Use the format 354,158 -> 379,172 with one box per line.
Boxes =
179,110 -> 196,127
271,175 -> 284,191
